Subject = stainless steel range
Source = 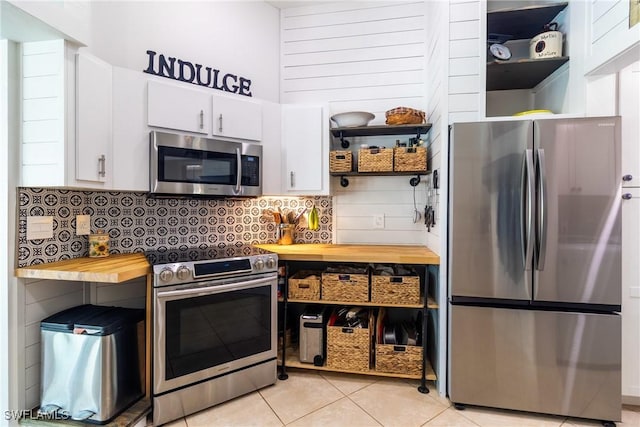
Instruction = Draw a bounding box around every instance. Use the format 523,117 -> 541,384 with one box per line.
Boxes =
148,245 -> 278,426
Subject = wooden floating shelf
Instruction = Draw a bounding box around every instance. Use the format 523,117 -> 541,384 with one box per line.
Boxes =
486,57 -> 570,91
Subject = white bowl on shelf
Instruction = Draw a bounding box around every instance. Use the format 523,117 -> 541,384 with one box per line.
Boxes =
330,111 -> 375,128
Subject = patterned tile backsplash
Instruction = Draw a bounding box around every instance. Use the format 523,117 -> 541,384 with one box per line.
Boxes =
17,188 -> 333,267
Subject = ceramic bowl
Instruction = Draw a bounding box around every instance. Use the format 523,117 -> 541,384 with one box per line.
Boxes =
330,111 -> 375,128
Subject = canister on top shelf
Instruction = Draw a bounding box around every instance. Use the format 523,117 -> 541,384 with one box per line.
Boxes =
530,22 -> 563,60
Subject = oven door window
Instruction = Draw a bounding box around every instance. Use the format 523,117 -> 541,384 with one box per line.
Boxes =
158,146 -> 237,185
164,285 -> 271,380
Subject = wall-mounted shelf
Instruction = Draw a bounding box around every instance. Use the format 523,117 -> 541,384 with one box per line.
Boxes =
331,124 -> 432,148
331,171 -> 428,188
487,2 -> 568,40
487,57 -> 569,91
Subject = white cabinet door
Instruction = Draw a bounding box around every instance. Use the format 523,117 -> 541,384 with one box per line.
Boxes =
620,63 -> 639,188
112,67 -> 149,192
147,80 -> 210,134
260,101 -> 282,196
75,52 -> 112,186
212,94 -> 262,141
282,104 -> 329,195
622,188 -> 640,399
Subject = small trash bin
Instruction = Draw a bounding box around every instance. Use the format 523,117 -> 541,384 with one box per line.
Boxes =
40,304 -> 145,424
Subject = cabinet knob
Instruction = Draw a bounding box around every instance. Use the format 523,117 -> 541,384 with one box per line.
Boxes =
622,174 -> 633,182
622,193 -> 632,200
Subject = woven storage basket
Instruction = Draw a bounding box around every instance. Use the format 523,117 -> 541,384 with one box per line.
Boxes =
385,107 -> 425,125
358,148 -> 393,172
322,270 -> 369,302
375,344 -> 423,376
288,271 -> 321,300
393,146 -> 427,172
326,324 -> 371,372
371,273 -> 420,305
329,151 -> 353,173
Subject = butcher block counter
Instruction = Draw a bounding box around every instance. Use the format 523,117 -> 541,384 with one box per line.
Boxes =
14,252 -> 151,282
253,243 -> 440,264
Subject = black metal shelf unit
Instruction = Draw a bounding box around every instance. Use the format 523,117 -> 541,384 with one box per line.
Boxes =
330,123 -> 432,187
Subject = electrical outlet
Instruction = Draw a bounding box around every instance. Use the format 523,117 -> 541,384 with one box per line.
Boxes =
26,216 -> 53,240
76,215 -> 91,235
373,213 -> 385,229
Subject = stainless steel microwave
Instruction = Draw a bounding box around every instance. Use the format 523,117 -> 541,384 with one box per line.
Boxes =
149,131 -> 262,197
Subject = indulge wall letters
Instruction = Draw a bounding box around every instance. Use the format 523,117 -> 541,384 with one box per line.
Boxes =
143,50 -> 252,97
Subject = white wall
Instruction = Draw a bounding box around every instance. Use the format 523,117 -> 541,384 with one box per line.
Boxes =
425,0 -> 450,396
20,40 -> 67,187
86,1 -> 280,102
6,0 -> 91,45
448,0 -> 483,122
1,38 -> 19,426
586,0 -> 640,75
279,0 -> 429,245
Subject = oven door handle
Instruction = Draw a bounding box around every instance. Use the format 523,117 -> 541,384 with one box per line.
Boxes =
156,274 -> 275,299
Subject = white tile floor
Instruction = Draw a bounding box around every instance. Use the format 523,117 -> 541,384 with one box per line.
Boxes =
158,369 -> 640,427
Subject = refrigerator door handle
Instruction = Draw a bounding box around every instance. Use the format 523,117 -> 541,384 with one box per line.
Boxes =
536,148 -> 548,270
522,149 -> 535,270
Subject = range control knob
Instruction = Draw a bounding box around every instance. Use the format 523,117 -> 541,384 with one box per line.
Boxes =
266,257 -> 277,269
176,266 -> 191,281
159,268 -> 174,283
254,258 -> 265,270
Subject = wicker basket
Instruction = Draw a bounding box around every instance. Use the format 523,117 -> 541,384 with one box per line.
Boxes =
358,148 -> 393,172
322,269 -> 369,302
393,146 -> 427,172
371,271 -> 420,305
385,107 -> 425,125
375,343 -> 423,376
329,151 -> 353,173
288,271 -> 321,300
326,316 -> 372,372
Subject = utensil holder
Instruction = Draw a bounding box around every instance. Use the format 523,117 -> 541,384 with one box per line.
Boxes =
278,224 -> 295,245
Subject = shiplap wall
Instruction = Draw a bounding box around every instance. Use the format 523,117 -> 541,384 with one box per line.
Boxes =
280,1 -> 430,245
587,0 -> 640,73
448,0 -> 482,122
21,40 -> 66,187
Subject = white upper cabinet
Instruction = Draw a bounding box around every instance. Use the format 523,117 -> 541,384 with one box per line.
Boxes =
147,80 -> 211,135
620,62 -> 640,188
111,67 -> 150,192
281,104 -> 329,195
76,52 -> 112,186
212,94 -> 262,141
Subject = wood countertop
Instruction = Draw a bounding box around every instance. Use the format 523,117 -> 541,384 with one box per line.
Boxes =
15,252 -> 151,283
254,244 -> 440,265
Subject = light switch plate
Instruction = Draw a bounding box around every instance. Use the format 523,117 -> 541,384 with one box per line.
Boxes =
26,216 -> 54,240
373,213 -> 385,229
76,215 -> 91,235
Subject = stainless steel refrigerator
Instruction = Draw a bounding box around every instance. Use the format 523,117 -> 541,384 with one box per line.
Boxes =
447,117 -> 622,423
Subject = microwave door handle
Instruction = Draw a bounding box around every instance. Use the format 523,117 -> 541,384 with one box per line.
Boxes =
235,147 -> 242,194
